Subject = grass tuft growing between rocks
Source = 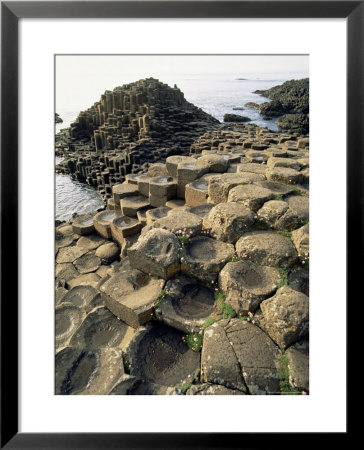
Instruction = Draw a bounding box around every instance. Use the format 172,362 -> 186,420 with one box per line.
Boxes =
238,311 -> 256,324
122,353 -> 132,374
214,290 -> 237,319
177,368 -> 201,395
274,194 -> 284,201
183,330 -> 204,352
290,185 -> 302,196
229,250 -> 249,263
243,215 -> 271,234
278,231 -> 292,238
154,289 -> 166,309
279,352 -> 302,395
277,267 -> 289,288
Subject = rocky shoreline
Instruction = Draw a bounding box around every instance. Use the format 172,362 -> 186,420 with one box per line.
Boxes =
55,119 -> 309,395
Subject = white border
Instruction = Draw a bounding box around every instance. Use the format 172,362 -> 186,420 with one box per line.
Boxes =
20,19 -> 347,433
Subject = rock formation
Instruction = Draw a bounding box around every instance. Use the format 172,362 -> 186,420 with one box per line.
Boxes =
55,122 -> 309,396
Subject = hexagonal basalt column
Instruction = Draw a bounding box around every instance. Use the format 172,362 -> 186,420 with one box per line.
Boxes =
265,167 -> 303,185
181,236 -> 234,283
176,161 -> 209,199
197,154 -> 229,173
59,285 -> 102,314
236,231 -> 298,268
153,210 -> 203,235
185,178 -> 209,207
93,210 -> 122,239
149,176 -> 177,206
112,183 -> 139,204
128,228 -> 180,280
166,155 -> 196,178
203,202 -> 255,244
227,184 -> 274,211
120,195 -> 150,217
208,172 -> 265,204
145,206 -> 170,225
72,214 -> 95,236
100,266 -> 165,328
219,260 -> 280,314
111,215 -> 142,245
155,274 -> 215,333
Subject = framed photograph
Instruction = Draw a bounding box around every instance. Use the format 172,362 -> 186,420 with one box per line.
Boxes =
1,1 -> 356,447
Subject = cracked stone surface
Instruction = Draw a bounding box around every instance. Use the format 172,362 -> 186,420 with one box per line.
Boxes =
56,303 -> 86,351
59,285 -> 103,313
186,383 -> 246,395
227,184 -> 274,211
286,346 -> 309,392
201,318 -> 281,395
208,172 -> 265,204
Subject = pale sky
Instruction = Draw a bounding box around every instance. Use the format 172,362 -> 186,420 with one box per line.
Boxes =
56,54 -> 308,113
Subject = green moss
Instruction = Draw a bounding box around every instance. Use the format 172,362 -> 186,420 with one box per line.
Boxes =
277,267 -> 289,288
202,316 -> 219,329
274,194 -> 284,201
279,353 -> 301,395
122,353 -> 131,374
179,382 -> 193,394
214,290 -> 237,319
185,332 -> 203,352
279,231 -> 292,238
154,289 -> 166,308
290,185 -> 302,196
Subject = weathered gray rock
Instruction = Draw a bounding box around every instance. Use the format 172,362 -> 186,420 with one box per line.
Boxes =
128,228 -> 180,280
74,252 -> 101,274
227,184 -> 274,211
260,286 -> 309,348
149,176 -> 177,200
237,163 -> 267,176
203,202 -> 255,243
181,236 -> 234,283
257,200 -> 289,227
265,167 -> 303,185
93,210 -> 122,239
288,267 -> 309,296
72,214 -> 95,236
69,307 -> 136,350
112,183 -> 140,204
201,319 -> 281,394
76,234 -> 106,250
208,172 -> 265,204
95,241 -> 120,264
60,285 -> 102,313
55,347 -> 124,395
267,157 -> 301,171
125,323 -> 201,387
166,155 -> 196,178
185,179 -> 209,207
197,154 -> 229,173
236,232 -> 297,268
186,384 -> 246,395
55,303 -> 86,350
153,210 -> 203,235
56,263 -> 79,283
219,260 -> 280,314
100,267 -> 164,328
145,206 -> 170,225
121,195 -> 150,217
291,223 -> 309,256
110,215 -> 142,245
286,347 -> 309,392
56,245 -> 88,264
155,274 -> 215,333
67,272 -> 101,290
276,196 -> 309,231
254,180 -> 296,197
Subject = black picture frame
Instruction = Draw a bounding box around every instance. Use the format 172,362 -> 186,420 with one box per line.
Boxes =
1,1 -> 356,448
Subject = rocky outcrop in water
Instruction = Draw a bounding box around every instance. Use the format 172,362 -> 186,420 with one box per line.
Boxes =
55,113 -> 63,123
55,78 -> 219,198
55,123 -> 309,396
253,79 -> 309,134
223,113 -> 251,123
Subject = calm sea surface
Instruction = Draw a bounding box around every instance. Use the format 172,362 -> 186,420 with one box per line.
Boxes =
55,76 -> 291,221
